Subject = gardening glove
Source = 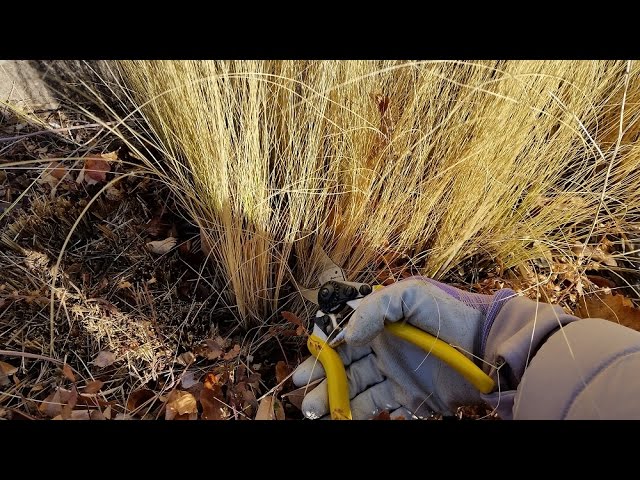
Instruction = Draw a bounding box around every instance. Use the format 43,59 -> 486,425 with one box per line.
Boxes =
292,277 -> 516,419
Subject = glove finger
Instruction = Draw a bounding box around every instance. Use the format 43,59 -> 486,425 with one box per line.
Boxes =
346,352 -> 384,396
337,343 -> 373,365
301,378 -> 329,419
345,278 -> 479,346
344,280 -> 420,346
292,355 -> 326,387
299,352 -> 385,419
350,379 -> 401,420
292,341 -> 373,388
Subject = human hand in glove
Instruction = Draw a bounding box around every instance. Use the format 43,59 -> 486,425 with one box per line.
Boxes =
292,277 -> 515,420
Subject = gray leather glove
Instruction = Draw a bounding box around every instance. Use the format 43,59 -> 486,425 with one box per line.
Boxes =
292,277 -> 507,419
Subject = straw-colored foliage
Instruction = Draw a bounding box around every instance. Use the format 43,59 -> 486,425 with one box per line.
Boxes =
112,60 -> 640,327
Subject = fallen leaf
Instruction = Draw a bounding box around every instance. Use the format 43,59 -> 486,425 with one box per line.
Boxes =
255,396 -> 285,420
180,371 -> 199,389
255,396 -> 276,420
48,161 -> 67,179
105,185 -> 123,201
62,363 -> 76,382
127,388 -> 156,413
273,397 -> 285,420
200,383 -> 226,420
7,409 -> 35,420
177,351 -> 196,366
61,387 -> 78,420
39,161 -> 68,187
280,329 -> 298,337
78,154 -> 112,185
275,361 -> 292,385
576,292 -> 640,331
0,361 -> 18,376
165,390 -> 198,420
373,410 -> 391,420
223,344 -> 241,361
89,410 -> 106,420
39,388 -> 73,418
282,378 -> 323,411
146,237 -> 177,255
82,380 -> 104,394
572,243 -> 617,267
281,311 -> 303,327
91,351 -> 116,368
146,216 -> 170,237
205,338 -> 224,360
114,413 -> 135,420
587,275 -> 617,290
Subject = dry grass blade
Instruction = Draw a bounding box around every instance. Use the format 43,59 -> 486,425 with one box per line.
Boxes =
111,60 -> 640,330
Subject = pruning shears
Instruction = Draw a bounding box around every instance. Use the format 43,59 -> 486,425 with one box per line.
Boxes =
299,250 -> 495,420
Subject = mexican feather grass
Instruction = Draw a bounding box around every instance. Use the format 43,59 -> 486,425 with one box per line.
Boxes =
109,60 -> 640,328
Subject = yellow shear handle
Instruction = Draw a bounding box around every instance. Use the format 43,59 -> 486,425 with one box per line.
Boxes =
307,323 -> 495,420
307,335 -> 352,420
385,322 -> 495,394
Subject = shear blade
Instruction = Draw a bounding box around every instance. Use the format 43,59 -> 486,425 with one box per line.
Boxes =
300,287 -> 320,305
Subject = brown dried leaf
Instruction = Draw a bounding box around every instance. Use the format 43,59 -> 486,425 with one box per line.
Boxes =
127,388 -> 156,413
205,338 -> 224,360
165,390 -> 198,420
82,380 -> 104,394
39,388 -> 72,418
281,311 -> 303,327
180,371 -> 199,389
223,344 -> 241,361
57,410 -> 92,420
282,378 -> 323,411
7,409 -> 35,420
89,410 -> 106,420
373,410 -> 391,420
61,387 -> 78,420
145,216 -> 169,237
146,237 -> 177,255
572,243 -> 617,267
200,383 -> 226,420
117,280 -> 133,290
576,292 -> 640,332
47,161 -> 67,179
177,351 -> 196,367
0,361 -> 18,376
586,275 -> 617,290
80,155 -> 112,185
273,397 -> 285,420
255,396 -> 276,420
105,185 -> 123,201
62,363 -> 76,382
92,351 -> 116,368
275,361 -> 292,385
114,413 -> 135,420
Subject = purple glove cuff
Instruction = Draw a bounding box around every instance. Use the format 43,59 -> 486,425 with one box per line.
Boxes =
409,277 -> 517,358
